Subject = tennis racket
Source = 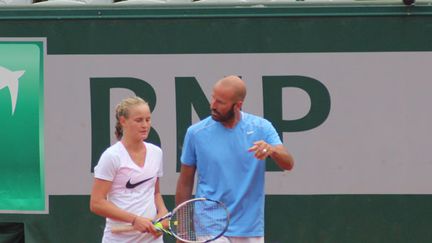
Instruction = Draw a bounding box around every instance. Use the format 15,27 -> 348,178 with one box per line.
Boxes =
111,197 -> 230,243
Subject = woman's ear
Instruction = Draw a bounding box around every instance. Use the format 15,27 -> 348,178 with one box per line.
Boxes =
119,116 -> 126,126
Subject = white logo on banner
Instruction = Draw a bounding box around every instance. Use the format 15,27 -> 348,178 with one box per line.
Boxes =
0,66 -> 25,115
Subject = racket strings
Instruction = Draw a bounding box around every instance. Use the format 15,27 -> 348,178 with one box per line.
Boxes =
171,200 -> 229,242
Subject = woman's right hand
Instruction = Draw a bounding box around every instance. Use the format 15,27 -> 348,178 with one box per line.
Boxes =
132,216 -> 161,237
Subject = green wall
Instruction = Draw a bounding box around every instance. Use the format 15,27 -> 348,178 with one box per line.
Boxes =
1,5 -> 432,55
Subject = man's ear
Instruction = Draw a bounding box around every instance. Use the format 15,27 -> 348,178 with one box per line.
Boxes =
236,101 -> 244,111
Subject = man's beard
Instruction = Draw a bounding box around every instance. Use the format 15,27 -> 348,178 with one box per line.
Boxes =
211,104 -> 235,123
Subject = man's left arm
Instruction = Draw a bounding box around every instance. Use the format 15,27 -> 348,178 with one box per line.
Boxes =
248,141 -> 294,171
268,144 -> 294,171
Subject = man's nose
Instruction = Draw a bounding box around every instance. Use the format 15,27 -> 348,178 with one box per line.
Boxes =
210,99 -> 216,109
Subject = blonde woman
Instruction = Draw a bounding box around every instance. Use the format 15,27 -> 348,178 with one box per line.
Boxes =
90,96 -> 168,243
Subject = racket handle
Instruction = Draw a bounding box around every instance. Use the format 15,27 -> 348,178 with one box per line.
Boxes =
111,223 -> 164,234
154,222 -> 163,230
111,225 -> 135,233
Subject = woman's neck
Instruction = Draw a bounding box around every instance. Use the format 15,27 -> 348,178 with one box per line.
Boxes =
121,137 -> 144,152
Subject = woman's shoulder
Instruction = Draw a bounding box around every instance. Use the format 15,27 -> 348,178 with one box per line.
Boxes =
144,142 -> 162,154
103,141 -> 124,155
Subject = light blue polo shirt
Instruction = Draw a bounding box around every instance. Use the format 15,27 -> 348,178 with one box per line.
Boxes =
181,112 -> 282,237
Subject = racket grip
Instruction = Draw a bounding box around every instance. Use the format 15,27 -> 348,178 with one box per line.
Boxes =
154,222 -> 163,230
111,225 -> 135,233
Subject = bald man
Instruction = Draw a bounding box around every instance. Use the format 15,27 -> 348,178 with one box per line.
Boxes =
176,76 -> 294,243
